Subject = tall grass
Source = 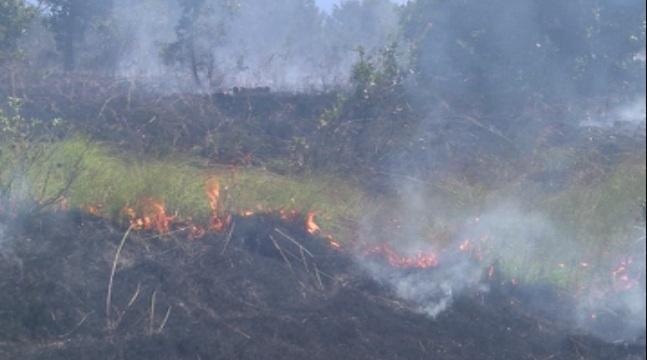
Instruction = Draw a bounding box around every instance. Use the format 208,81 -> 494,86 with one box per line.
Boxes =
2,137 -> 644,289
5,137 -> 369,233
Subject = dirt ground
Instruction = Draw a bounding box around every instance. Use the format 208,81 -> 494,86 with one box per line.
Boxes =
0,211 -> 644,360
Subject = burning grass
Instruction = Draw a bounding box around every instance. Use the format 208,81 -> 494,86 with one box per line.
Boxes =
1,136 -> 644,295
1,137 -> 368,238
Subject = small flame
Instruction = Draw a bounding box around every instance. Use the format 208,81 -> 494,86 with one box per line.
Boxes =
123,198 -> 174,234
279,209 -> 299,222
240,210 -> 255,217
488,265 -> 495,279
325,235 -> 342,249
188,224 -> 206,240
364,244 -> 438,269
205,179 -> 221,213
205,179 -> 230,232
306,212 -> 321,234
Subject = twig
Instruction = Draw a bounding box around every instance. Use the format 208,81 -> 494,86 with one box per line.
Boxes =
273,228 -> 314,257
59,311 -> 92,338
156,306 -> 173,334
106,225 -> 133,330
221,221 -> 236,255
114,282 -> 142,328
313,264 -> 324,290
299,247 -> 310,273
149,291 -> 157,335
270,235 -> 294,273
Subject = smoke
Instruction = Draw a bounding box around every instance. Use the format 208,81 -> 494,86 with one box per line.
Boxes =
352,0 -> 645,342
109,0 -> 400,91
0,224 -> 6,253
580,95 -> 647,136
358,192 -> 646,341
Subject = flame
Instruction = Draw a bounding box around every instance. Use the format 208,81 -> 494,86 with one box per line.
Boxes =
306,212 -> 321,235
205,179 -> 221,213
612,257 -> 639,291
364,243 -> 438,269
188,224 -> 206,240
279,209 -> 299,222
459,239 -> 471,252
205,179 -> 231,232
325,235 -> 342,249
84,205 -> 100,216
123,198 -> 174,234
210,213 -> 231,232
488,265 -> 495,279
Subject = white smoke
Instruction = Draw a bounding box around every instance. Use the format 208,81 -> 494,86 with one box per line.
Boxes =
580,95 -> 646,136
359,197 -> 646,340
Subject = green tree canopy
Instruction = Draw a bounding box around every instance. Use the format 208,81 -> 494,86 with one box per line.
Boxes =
0,0 -> 36,62
41,0 -> 113,71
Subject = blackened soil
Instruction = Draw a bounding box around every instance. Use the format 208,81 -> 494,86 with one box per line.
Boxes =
0,211 -> 644,360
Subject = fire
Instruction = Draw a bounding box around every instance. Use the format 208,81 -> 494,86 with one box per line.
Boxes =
123,198 -> 174,234
325,235 -> 342,249
306,212 -> 321,234
612,257 -> 639,291
82,204 -> 101,216
188,224 -> 206,240
205,178 -> 230,232
279,209 -> 299,222
205,179 -> 220,213
210,213 -> 231,232
364,243 -> 438,269
459,239 -> 471,252
240,210 -> 255,217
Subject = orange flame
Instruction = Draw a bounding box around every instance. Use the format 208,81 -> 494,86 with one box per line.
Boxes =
279,209 -> 299,222
364,244 -> 438,269
205,179 -> 231,232
205,179 -> 221,213
123,198 -> 174,234
325,235 -> 342,249
306,212 -> 321,235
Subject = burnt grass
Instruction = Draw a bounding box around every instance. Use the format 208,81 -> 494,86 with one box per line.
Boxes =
0,211 -> 644,360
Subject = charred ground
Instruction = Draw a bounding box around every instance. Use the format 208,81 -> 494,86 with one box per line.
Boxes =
0,211 -> 644,360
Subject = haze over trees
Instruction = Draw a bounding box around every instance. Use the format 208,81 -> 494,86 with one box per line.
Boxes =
0,1 -> 645,355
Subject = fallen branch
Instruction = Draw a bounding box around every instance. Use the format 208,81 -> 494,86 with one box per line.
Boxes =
221,221 -> 236,255
270,234 -> 294,273
148,290 -> 157,335
156,306 -> 173,334
274,228 -> 314,257
106,225 -> 133,331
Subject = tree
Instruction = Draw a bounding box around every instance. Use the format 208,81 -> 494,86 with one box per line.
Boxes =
163,0 -> 234,86
41,0 -> 113,71
312,43 -> 416,171
0,0 -> 36,62
401,0 -> 646,109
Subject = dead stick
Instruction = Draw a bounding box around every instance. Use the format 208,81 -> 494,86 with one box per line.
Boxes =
156,306 -> 172,334
270,235 -> 294,272
313,264 -> 324,290
115,282 -> 141,327
221,221 -> 236,255
299,247 -> 310,273
149,291 -> 157,335
106,225 -> 133,330
274,228 -> 314,257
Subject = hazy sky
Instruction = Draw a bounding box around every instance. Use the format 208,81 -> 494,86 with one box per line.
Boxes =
316,0 -> 407,13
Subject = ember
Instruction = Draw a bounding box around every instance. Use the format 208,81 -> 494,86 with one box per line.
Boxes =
123,198 -> 174,234
305,211 -> 321,234
364,243 -> 439,269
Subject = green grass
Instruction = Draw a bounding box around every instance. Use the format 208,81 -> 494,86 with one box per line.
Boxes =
2,137 -> 644,291
2,137 -> 369,234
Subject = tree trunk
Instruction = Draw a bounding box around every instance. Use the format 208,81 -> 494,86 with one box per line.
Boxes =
189,29 -> 201,86
63,37 -> 75,72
